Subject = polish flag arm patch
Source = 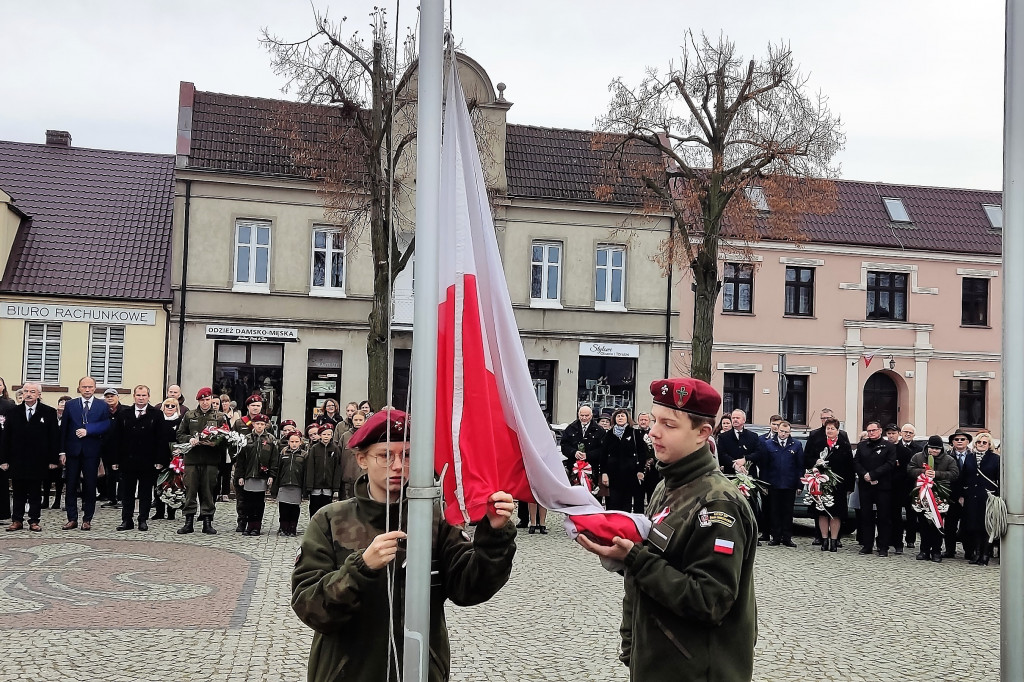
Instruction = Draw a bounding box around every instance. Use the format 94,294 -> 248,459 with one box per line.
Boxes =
713,538 -> 735,555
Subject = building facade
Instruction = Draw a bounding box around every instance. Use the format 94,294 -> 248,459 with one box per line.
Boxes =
0,133 -> 173,401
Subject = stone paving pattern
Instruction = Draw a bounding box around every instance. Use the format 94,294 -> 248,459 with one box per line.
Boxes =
0,502 -> 999,681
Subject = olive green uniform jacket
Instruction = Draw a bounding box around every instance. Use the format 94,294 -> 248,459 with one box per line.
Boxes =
303,442 -> 342,495
235,433 -> 279,481
292,476 -> 517,682
276,446 -> 307,491
620,443 -> 757,681
175,408 -> 229,466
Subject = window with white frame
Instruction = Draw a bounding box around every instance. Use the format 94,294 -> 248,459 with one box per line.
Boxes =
310,227 -> 346,295
88,325 -> 125,386
24,322 -> 61,385
595,245 -> 626,308
530,241 -> 562,305
234,219 -> 271,290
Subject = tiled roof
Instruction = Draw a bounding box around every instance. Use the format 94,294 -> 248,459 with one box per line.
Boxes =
505,124 -> 1001,255
188,90 -> 365,179
506,124 -> 662,205
0,140 -> 175,300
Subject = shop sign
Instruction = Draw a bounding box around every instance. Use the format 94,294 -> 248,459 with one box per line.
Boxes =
579,342 -> 639,358
1,302 -> 156,325
206,325 -> 299,342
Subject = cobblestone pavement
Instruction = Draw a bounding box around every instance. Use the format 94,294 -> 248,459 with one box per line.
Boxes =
0,504 -> 999,681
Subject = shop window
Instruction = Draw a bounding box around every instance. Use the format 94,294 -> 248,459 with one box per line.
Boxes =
529,360 -> 557,424
88,325 -> 125,386
722,373 -> 753,421
531,241 -> 562,306
595,245 -> 625,309
214,342 -> 284,422
784,266 -> 814,316
961,278 -> 989,327
311,227 -> 346,295
234,219 -> 271,291
391,349 -> 412,410
782,375 -> 808,425
866,270 -> 907,321
959,380 -> 986,429
577,356 -> 636,416
24,322 -> 61,385
722,263 -> 754,313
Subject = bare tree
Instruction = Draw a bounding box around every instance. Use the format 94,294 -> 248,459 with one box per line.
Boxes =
260,7 -> 417,409
597,31 -> 844,381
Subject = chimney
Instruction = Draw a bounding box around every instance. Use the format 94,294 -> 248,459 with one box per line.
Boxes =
45,130 -> 72,147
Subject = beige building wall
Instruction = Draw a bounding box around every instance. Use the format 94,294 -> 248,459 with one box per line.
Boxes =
676,241 -> 1002,436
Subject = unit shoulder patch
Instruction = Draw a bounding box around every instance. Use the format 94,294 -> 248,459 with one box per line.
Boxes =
697,507 -> 736,528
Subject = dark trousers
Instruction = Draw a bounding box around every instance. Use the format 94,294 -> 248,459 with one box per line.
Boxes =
233,470 -> 246,523
218,462 -> 232,496
607,478 -> 645,513
242,489 -> 266,527
963,529 -> 992,560
944,500 -> 964,556
279,501 -> 301,525
101,453 -> 120,501
892,482 -> 917,546
12,478 -> 42,524
768,488 -> 797,541
858,484 -> 892,550
42,467 -> 63,508
309,494 -> 332,518
0,468 -> 11,518
918,513 -> 943,555
120,466 -> 157,522
182,464 -> 218,517
65,455 -> 99,522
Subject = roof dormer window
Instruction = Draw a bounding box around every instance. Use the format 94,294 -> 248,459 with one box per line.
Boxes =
744,186 -> 769,212
982,204 -> 1003,229
882,197 -> 910,223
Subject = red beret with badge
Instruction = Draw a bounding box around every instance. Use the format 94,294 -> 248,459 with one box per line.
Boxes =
251,413 -> 269,424
280,419 -> 296,429
196,387 -> 214,400
650,377 -> 721,418
245,394 -> 263,406
348,409 -> 410,450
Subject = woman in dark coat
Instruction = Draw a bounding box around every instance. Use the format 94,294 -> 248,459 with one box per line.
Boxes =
0,376 -> 15,521
151,398 -> 183,521
600,409 -> 646,513
315,398 -> 343,430
960,433 -> 1000,565
804,417 -> 854,551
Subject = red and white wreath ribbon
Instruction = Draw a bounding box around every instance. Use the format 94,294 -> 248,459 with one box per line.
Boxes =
169,454 -> 185,475
915,471 -> 944,530
801,470 -> 830,497
573,460 -> 593,491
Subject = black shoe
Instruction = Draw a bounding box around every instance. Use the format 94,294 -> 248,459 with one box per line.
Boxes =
812,537 -> 822,546
767,539 -> 780,546
932,553 -> 943,563
858,546 -> 873,555
151,511 -> 165,520
138,520 -> 148,531
878,550 -> 889,557
201,517 -> 217,535
942,551 -> 956,559
528,526 -> 536,534
979,555 -> 990,566
835,540 -> 843,549
916,552 -> 928,560
515,520 -> 528,529
235,521 -> 246,533
177,515 -> 195,534
907,541 -> 915,548
168,510 -> 176,520
894,546 -> 903,555
969,557 -> 982,565
538,525 -> 548,535
116,521 -> 134,531
829,540 -> 838,553
759,534 -> 770,542
101,501 -> 119,508
782,540 -> 797,548
820,538 -> 829,552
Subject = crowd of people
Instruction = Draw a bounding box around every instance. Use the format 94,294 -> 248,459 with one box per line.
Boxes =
0,376 -> 377,536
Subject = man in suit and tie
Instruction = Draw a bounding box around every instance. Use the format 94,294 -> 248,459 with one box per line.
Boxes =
0,382 -> 60,531
110,385 -> 166,531
59,376 -> 112,530
718,408 -> 767,541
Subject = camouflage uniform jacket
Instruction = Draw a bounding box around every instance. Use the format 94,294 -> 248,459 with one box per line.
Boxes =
291,476 -> 517,682
175,408 -> 229,466
620,443 -> 757,681
235,433 -> 279,481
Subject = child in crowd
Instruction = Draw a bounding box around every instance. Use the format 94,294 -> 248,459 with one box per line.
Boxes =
276,432 -> 307,536
235,414 -> 278,536
305,425 -> 340,517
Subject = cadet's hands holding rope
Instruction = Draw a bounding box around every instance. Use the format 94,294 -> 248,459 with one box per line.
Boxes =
363,530 -> 407,570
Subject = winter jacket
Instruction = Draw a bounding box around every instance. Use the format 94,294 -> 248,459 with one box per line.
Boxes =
276,446 -> 307,489
236,433 -> 279,481
853,437 -> 898,490
176,407 -> 229,466
304,441 -> 342,494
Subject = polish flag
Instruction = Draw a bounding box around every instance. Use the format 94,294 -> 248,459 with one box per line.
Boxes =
713,539 -> 735,555
434,64 -> 651,548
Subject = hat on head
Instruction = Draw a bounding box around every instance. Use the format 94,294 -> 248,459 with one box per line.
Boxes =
196,387 -> 213,400
280,419 -> 296,429
650,378 -> 721,418
348,409 -> 409,450
251,413 -> 269,424
948,429 -> 973,445
306,423 -> 320,435
245,394 -> 263,406
103,388 -> 119,397
927,435 -> 944,449
885,424 -> 899,433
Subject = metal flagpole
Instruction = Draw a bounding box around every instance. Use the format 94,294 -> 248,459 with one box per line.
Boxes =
403,0 -> 443,680
1003,2 -> 1024,680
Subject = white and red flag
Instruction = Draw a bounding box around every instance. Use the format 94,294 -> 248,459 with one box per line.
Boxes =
433,65 -> 651,549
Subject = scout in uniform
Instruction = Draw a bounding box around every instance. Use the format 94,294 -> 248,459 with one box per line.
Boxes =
578,378 -> 758,682
291,409 -> 517,682
175,387 -> 230,535
277,431 -> 308,537
304,425 -> 341,518
231,394 -> 265,533
235,414 -> 279,536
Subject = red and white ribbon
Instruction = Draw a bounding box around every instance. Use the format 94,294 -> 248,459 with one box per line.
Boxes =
801,470 -> 830,497
573,460 -> 593,491
169,454 -> 185,475
915,471 -> 944,530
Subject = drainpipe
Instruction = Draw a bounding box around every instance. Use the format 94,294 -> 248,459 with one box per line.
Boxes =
162,302 -> 171,396
175,179 -> 192,383
664,217 -> 675,377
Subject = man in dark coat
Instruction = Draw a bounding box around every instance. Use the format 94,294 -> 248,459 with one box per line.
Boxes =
60,376 -> 113,530
715,409 -> 763,472
560,405 -> 605,491
0,383 -> 60,531
110,385 -> 166,531
854,421 -> 898,556
944,429 -> 974,559
891,423 -> 923,551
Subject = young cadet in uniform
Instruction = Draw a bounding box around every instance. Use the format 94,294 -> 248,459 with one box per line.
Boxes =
578,378 -> 757,682
235,414 -> 278,536
176,387 -> 229,535
304,425 -> 340,517
277,432 -> 308,537
231,394 -> 265,533
291,409 -> 517,682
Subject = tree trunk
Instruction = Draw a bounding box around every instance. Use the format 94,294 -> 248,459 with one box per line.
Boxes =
365,40 -> 390,410
690,244 -> 719,382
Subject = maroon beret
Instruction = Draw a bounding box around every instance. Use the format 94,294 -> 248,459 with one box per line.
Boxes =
348,409 -> 409,450
305,423 -> 320,435
245,394 -> 263,406
650,378 -> 721,418
196,387 -> 214,400
280,420 -> 296,429
251,413 -> 269,424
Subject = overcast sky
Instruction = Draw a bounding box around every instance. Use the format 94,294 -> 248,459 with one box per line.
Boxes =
0,0 -> 1005,190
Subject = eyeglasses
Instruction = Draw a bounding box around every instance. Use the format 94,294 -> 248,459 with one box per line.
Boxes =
866,427 -> 881,433
371,450 -> 411,467
953,437 -> 968,442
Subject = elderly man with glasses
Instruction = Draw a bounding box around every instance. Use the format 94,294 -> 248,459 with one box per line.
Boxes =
854,421 -> 898,557
944,429 -> 974,559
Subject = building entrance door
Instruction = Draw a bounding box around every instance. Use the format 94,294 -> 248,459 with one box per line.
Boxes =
862,372 -> 898,429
